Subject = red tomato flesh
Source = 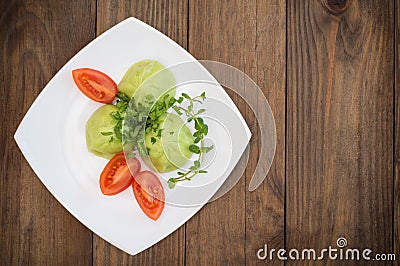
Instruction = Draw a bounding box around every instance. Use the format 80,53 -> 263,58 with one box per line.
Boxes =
100,153 -> 141,196
132,171 -> 165,220
72,68 -> 117,103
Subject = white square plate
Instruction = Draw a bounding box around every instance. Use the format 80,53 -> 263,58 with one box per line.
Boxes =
14,17 -> 251,255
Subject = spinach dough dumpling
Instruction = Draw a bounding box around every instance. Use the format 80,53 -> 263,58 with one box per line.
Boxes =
144,113 -> 193,173
86,105 -> 123,159
118,60 -> 176,104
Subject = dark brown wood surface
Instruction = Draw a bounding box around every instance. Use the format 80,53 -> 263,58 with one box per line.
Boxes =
396,0 -> 400,259
0,0 -> 95,265
0,0 -> 397,265
287,2 -> 394,266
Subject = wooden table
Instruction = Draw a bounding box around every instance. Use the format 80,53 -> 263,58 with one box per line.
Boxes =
1,0 -> 398,265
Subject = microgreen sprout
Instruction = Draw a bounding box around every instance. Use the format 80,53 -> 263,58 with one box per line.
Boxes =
168,92 -> 213,189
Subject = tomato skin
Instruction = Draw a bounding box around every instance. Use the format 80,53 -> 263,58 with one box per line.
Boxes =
132,171 -> 165,220
72,68 -> 117,103
100,153 -> 141,196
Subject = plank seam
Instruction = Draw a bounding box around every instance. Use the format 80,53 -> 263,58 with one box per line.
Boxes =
92,0 -> 98,265
393,0 -> 397,259
184,0 -> 189,264
284,1 -> 288,264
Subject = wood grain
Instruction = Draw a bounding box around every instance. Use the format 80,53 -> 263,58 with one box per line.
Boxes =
0,0 -> 95,264
96,0 -> 187,48
286,0 -> 394,264
395,0 -> 400,257
185,0 -> 285,264
243,0 -> 286,265
93,1 -> 188,265
186,0 -> 246,264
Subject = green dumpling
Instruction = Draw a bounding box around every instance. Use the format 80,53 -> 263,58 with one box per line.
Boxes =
143,113 -> 193,173
86,105 -> 123,159
118,59 -> 176,105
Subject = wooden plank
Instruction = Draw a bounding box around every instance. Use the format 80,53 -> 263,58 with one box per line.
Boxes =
287,0 -> 394,264
395,0 -> 400,257
187,1 -> 286,263
243,0 -> 286,265
96,0 -> 187,48
0,0 -> 95,264
93,1 -> 188,265
186,0 -> 247,264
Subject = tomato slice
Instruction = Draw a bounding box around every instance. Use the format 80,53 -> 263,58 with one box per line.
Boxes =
132,171 -> 165,220
100,153 -> 141,196
72,68 -> 117,103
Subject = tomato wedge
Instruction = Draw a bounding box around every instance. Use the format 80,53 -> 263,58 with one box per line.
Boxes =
132,171 -> 165,220
72,68 -> 117,103
100,153 -> 141,196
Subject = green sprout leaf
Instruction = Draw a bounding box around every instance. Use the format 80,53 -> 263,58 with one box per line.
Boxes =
196,109 -> 206,115
201,145 -> 214,153
101,131 -> 113,136
189,144 -> 200,154
168,91 -> 210,188
168,179 -> 176,189
181,93 -> 191,99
